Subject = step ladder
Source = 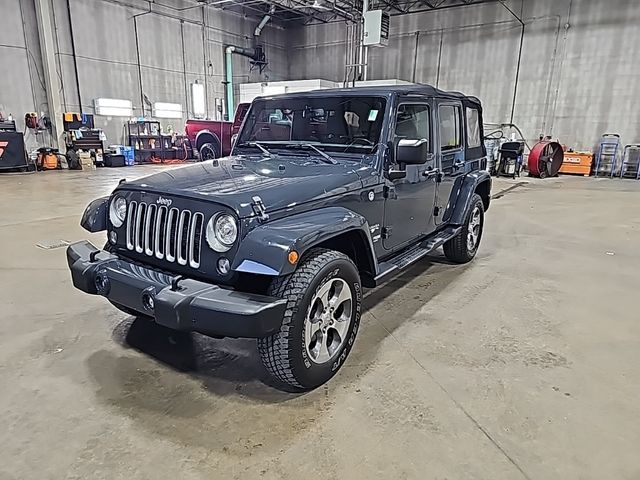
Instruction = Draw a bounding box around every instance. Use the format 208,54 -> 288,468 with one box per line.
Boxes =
620,144 -> 640,180
594,134 -> 622,177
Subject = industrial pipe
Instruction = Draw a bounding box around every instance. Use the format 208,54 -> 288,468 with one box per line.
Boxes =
225,45 -> 263,120
497,0 -> 525,125
254,5 -> 275,37
133,1 -> 153,117
225,46 -> 236,120
66,0 -> 83,113
225,8 -> 272,120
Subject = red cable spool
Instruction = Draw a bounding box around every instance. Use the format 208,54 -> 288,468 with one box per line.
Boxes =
528,141 -> 564,178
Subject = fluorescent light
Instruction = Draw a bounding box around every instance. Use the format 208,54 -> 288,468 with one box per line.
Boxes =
154,110 -> 183,118
263,85 -> 287,96
95,106 -> 132,116
153,102 -> 183,118
94,98 -> 133,117
95,98 -> 132,108
192,82 -> 206,118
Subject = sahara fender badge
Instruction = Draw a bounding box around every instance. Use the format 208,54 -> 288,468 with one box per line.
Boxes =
368,191 -> 375,202
251,195 -> 269,222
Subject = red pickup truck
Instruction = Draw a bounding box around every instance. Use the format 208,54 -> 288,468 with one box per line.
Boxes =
184,103 -> 250,160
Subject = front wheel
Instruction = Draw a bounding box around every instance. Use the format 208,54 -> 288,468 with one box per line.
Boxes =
258,248 -> 362,391
443,193 -> 485,264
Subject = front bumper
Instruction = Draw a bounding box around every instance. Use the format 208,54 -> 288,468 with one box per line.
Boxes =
66,241 -> 286,338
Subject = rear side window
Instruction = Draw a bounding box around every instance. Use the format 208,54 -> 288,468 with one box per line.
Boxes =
466,108 -> 481,148
439,105 -> 461,151
395,104 -> 430,145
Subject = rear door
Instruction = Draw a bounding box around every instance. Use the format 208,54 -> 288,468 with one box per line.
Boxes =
382,101 -> 438,251
435,101 -> 465,225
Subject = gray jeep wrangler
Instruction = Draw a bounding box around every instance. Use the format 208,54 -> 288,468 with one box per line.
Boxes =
67,85 -> 491,391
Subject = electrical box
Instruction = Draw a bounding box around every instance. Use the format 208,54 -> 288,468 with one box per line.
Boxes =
363,10 -> 390,47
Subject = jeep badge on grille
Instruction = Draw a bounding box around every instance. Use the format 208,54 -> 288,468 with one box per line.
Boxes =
156,197 -> 172,206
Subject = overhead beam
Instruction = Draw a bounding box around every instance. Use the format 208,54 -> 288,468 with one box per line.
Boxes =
388,0 -> 497,16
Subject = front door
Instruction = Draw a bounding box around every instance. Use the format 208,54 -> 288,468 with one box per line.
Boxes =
435,102 -> 466,225
383,102 -> 438,251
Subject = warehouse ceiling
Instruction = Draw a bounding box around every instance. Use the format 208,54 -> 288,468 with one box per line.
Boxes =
196,0 -> 497,25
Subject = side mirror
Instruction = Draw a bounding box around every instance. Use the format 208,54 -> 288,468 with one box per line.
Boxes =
396,138 -> 429,165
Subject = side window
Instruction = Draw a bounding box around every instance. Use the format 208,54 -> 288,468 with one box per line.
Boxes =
395,104 -> 430,144
466,108 -> 481,148
439,105 -> 461,151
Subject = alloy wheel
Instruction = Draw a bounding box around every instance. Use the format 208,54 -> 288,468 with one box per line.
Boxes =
304,278 -> 353,364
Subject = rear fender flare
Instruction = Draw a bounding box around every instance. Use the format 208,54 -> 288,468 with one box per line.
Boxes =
195,130 -> 221,152
81,196 -> 109,232
231,207 -> 377,277
449,171 -> 492,225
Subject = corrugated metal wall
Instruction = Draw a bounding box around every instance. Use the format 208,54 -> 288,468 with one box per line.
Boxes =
288,0 -> 640,150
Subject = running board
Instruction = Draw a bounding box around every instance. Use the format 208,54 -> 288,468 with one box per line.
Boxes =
373,226 -> 461,285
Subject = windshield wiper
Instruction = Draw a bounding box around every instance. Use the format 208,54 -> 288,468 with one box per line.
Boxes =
238,141 -> 273,157
283,143 -> 337,165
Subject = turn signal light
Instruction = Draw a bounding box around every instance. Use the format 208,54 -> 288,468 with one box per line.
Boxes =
288,250 -> 299,264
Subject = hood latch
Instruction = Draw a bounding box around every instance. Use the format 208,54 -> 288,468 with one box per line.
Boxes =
251,195 -> 269,222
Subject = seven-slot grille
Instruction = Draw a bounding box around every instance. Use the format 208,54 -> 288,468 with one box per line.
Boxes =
125,201 -> 205,268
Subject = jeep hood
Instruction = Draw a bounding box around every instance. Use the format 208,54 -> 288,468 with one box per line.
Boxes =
120,156 -> 372,217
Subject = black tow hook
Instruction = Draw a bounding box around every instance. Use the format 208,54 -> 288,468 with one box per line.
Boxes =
171,275 -> 186,291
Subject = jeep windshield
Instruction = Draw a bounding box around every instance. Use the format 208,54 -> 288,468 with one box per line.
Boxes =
236,96 -> 387,156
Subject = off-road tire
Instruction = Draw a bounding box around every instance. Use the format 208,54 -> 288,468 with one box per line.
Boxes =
199,142 -> 220,160
258,248 -> 362,391
443,193 -> 485,264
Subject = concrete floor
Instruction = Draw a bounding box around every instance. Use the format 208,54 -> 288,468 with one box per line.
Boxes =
1,166 -> 639,480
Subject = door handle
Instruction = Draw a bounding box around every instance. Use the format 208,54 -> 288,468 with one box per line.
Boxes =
453,160 -> 465,170
422,168 -> 440,179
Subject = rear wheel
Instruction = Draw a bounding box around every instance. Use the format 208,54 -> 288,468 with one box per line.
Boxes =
443,193 -> 485,264
199,142 -> 219,160
258,248 -> 362,391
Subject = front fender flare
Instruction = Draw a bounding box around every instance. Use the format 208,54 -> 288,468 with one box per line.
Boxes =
231,207 -> 376,277
80,196 -> 109,232
449,171 -> 492,225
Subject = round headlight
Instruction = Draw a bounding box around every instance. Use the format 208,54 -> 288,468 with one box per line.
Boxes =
206,214 -> 238,252
109,196 -> 127,228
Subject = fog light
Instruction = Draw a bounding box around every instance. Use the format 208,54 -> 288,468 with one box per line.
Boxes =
142,292 -> 155,311
95,271 -> 110,295
217,257 -> 231,275
108,231 -> 117,244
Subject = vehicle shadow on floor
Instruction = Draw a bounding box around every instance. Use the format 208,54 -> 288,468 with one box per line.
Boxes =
84,253 -> 468,451
96,252 -> 467,397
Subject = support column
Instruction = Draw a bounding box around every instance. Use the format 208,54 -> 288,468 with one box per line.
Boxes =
34,0 -> 65,151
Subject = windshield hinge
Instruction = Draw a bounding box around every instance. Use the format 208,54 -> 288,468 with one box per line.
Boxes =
433,205 -> 440,217
251,195 -> 269,222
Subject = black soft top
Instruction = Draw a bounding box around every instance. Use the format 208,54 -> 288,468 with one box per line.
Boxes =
256,83 -> 482,107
